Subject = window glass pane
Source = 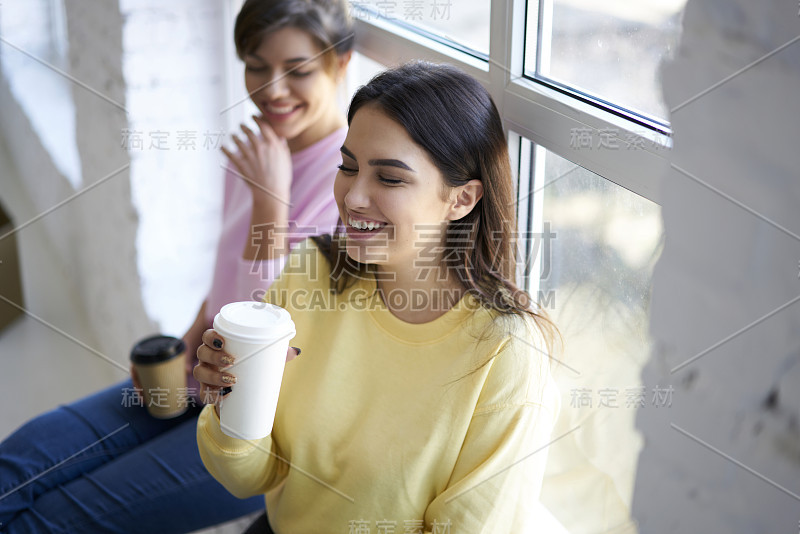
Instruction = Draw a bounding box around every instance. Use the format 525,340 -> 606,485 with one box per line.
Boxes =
0,0 -> 81,187
350,0 -> 490,56
527,144 -> 664,532
343,51 -> 387,110
525,0 -> 687,122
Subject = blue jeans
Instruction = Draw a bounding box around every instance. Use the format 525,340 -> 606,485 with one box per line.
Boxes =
0,379 -> 264,533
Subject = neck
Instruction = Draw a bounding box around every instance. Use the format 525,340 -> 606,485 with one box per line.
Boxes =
375,265 -> 465,324
287,107 -> 346,153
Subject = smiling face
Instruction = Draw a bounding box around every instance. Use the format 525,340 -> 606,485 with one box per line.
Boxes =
334,104 -> 471,275
244,26 -> 346,151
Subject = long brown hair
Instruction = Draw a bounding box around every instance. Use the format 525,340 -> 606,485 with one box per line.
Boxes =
313,62 -> 559,351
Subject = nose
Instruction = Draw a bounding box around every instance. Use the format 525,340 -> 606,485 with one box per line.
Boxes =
262,72 -> 290,100
343,174 -> 370,211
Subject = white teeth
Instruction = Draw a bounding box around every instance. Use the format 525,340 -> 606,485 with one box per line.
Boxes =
348,217 -> 384,231
267,104 -> 295,114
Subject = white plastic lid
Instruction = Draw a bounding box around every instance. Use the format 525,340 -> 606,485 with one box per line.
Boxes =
213,301 -> 296,343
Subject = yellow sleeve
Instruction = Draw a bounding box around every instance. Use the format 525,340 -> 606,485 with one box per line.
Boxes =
196,404 -> 288,499
195,239 -> 321,499
422,399 -> 558,532
423,324 -> 561,532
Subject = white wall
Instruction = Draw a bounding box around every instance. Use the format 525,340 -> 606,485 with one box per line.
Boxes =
64,0 -> 155,353
119,0 -> 232,337
0,0 -> 151,376
0,0 -> 236,360
0,1 -> 255,532
635,0 -> 800,530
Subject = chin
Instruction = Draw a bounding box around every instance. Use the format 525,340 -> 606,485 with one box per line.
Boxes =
268,123 -> 298,139
344,242 -> 386,267
344,244 -> 369,264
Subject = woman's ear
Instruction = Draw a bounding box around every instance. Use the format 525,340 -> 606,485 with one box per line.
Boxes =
335,50 -> 353,81
446,179 -> 484,221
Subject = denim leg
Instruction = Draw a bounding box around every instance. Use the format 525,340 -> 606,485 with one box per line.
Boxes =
1,378 -> 182,525
0,379 -> 263,533
4,417 -> 263,533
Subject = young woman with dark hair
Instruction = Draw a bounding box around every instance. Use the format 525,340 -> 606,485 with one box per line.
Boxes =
195,62 -> 560,533
0,1 -> 353,531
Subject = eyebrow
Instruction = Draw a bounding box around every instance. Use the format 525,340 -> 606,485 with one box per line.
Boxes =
340,145 -> 415,172
244,54 -> 313,65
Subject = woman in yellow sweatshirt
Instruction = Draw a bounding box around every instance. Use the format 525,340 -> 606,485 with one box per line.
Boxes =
194,61 -> 561,534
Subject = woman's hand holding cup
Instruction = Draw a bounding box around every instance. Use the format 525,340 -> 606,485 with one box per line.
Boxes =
193,329 -> 301,419
194,329 -> 239,417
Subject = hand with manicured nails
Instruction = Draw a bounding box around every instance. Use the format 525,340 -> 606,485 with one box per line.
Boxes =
193,328 -> 301,417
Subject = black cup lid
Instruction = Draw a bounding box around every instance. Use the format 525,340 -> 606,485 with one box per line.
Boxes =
130,335 -> 185,364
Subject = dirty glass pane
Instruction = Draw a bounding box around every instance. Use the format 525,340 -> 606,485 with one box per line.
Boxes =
527,144 -> 664,533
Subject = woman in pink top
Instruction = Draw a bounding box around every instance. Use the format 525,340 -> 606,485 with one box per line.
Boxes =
0,1 -> 352,532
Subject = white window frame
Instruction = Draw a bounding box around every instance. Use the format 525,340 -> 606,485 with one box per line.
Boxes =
352,0 -> 670,206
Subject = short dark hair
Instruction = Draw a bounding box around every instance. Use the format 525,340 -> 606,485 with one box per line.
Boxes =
234,0 -> 354,65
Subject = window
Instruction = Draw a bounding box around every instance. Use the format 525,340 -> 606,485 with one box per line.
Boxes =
350,0 -> 491,56
0,0 -> 81,187
520,140 -> 663,533
348,1 -> 680,530
525,0 -> 687,125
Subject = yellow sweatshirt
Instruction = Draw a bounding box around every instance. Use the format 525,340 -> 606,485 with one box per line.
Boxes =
197,239 -> 560,533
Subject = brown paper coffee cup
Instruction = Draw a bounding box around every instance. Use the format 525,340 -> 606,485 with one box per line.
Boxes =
131,335 -> 188,419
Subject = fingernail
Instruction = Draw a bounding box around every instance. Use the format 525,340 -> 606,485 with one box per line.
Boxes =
221,374 -> 236,384
291,346 -> 301,356
213,339 -> 223,349
221,355 -> 235,366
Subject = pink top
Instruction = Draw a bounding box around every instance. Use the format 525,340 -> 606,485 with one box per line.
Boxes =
204,127 -> 346,325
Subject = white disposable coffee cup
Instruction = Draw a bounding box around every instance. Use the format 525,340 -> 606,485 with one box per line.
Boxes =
212,301 -> 296,440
